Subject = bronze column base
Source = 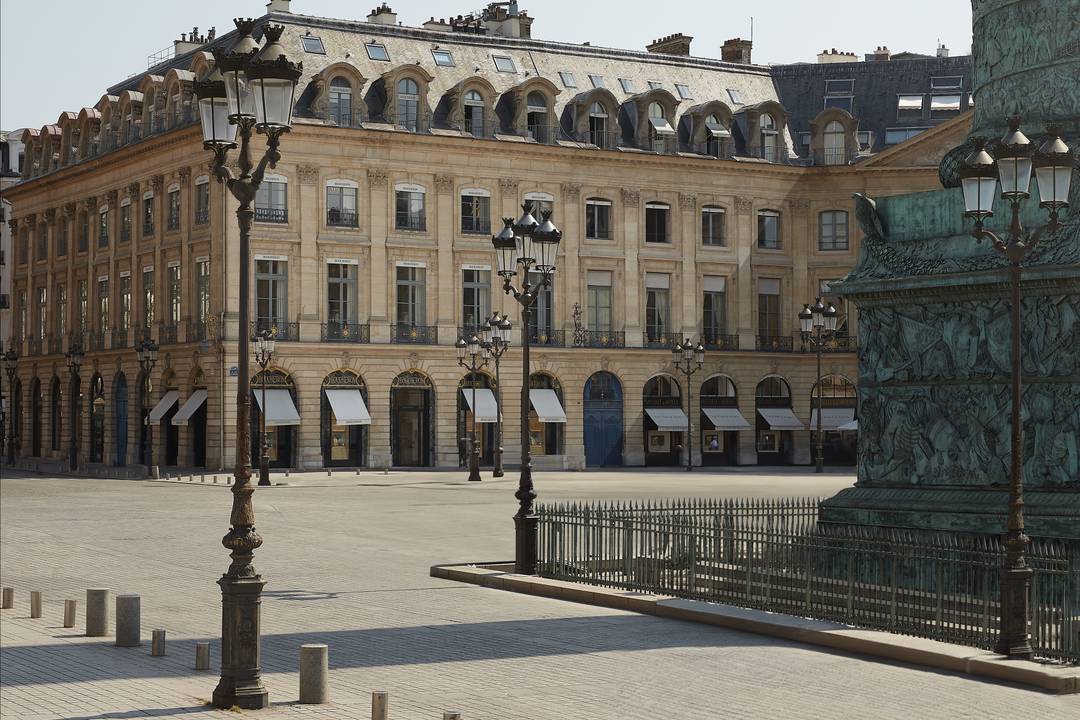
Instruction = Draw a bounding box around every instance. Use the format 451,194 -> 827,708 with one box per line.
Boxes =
212,573 -> 269,709
994,560 -> 1034,659
514,512 -> 538,575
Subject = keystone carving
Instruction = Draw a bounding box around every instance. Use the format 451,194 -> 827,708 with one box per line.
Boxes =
297,164 -> 320,185
367,168 -> 387,187
498,178 -> 519,193
620,188 -> 640,207
790,198 -> 810,210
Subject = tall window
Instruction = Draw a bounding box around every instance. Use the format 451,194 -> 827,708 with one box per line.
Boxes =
460,193 -> 490,234
528,196 -> 553,219
823,121 -> 846,165
758,279 -> 781,337
97,278 -> 110,333
142,269 -> 155,331
120,203 -> 132,242
463,90 -> 485,138
327,185 -> 358,227
78,212 -> 89,253
18,229 -> 28,265
461,269 -> 490,332
195,182 -> 210,224
328,77 -> 352,126
395,266 -> 426,327
77,280 -> 88,335
703,277 -> 726,340
760,113 -> 779,162
255,180 -> 287,223
526,91 -> 549,143
586,271 -> 612,331
255,259 -> 288,329
119,276 -> 131,333
645,202 -> 669,243
705,114 -> 730,157
819,210 -> 850,250
36,223 -> 48,260
396,78 -> 420,132
196,259 -> 211,325
16,290 -> 26,340
645,273 -> 670,343
98,208 -> 109,248
757,210 -> 780,249
395,188 -> 426,230
55,284 -> 67,339
701,206 -> 726,246
588,102 -> 610,147
36,287 -> 47,340
327,262 -> 356,329
167,265 -> 181,325
57,217 -> 68,257
585,199 -> 611,239
647,102 -> 670,152
167,189 -> 181,231
526,271 -> 553,340
143,196 -> 154,235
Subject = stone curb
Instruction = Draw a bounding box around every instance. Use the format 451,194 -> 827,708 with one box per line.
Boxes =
430,562 -> 1079,695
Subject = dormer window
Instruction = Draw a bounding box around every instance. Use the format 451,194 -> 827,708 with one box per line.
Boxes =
558,71 -> 577,88
366,43 -> 390,62
619,78 -> 636,94
432,50 -> 455,67
524,91 -> 551,143
329,77 -> 353,126
824,96 -> 853,113
301,35 -> 326,54
824,79 -> 854,95
588,102 -> 610,148
463,90 -> 485,138
930,75 -> 963,90
930,94 -> 962,116
648,102 -> 675,152
589,74 -> 605,89
897,94 -> 924,119
493,55 -> 516,73
704,114 -> 731,158
823,121 -> 846,165
760,113 -> 779,162
675,83 -> 693,100
396,78 -> 420,132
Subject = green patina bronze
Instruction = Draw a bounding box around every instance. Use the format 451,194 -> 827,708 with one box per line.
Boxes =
821,0 -> 1080,538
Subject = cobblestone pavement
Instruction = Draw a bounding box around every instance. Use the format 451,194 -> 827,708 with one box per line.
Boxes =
1,468 -> 1076,719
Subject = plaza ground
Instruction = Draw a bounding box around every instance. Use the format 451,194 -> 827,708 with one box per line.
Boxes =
1,467 -> 1076,719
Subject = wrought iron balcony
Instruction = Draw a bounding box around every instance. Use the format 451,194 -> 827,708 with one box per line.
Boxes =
296,108 -> 365,128
111,328 -> 130,349
643,331 -> 677,349
813,148 -> 855,166
27,337 -> 42,356
254,207 -> 288,224
322,322 -> 370,343
756,335 -> 794,352
167,214 -> 180,232
48,335 -> 63,355
392,324 -> 438,344
327,209 -> 358,228
574,330 -> 625,348
195,207 -> 209,225
159,323 -> 179,345
458,325 -> 489,342
98,230 -> 109,248
143,221 -> 154,237
528,328 -> 565,347
527,124 -> 562,145
804,335 -> 858,353
88,332 -> 106,351
186,320 -> 211,343
702,333 -> 739,351
120,227 -> 131,243
586,130 -> 621,150
395,212 -> 426,231
374,111 -> 432,134
461,216 -> 491,234
250,320 -> 299,342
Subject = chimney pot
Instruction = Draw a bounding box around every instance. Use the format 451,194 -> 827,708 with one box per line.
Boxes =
646,32 -> 693,56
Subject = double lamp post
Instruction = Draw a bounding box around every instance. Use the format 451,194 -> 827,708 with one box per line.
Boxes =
2,348 -> 17,464
456,313 -> 514,481
798,298 -> 837,473
670,340 -> 705,471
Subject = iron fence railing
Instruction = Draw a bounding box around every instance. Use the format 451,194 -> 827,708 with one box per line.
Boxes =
756,335 -> 794,352
461,216 -> 491,235
322,322 -> 370,343
527,124 -> 563,145
327,208 -> 358,227
803,335 -> 858,353
537,498 -> 1080,663
48,335 -> 64,355
643,331 -> 677,349
528,328 -> 565,347
26,337 -> 42,356
186,320 -> 211,343
255,207 -> 288,224
392,324 -> 438,344
159,323 -> 178,345
586,130 -> 621,150
574,330 -> 625,349
250,320 -> 299,342
702,333 -> 739,351
395,212 -> 426,231
195,207 -> 209,225
111,328 -> 130,349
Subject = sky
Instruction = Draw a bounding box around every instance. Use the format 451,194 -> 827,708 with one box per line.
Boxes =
0,0 -> 974,131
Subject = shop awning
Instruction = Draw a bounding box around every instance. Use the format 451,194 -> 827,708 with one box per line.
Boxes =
148,390 -> 179,423
253,388 -> 301,427
171,389 -> 207,426
461,388 -> 498,423
810,408 -> 856,431
757,407 -> 805,431
838,419 -> 858,432
702,407 -> 751,431
645,407 -> 689,432
325,388 -> 372,425
529,389 -> 567,423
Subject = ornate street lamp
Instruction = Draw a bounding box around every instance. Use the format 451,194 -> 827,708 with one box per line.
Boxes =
493,206 -> 562,574
64,344 -> 83,471
456,334 -> 488,482
136,338 -> 158,469
194,19 -> 301,710
485,313 -> 512,478
3,349 -> 17,464
958,119 -> 1074,660
799,298 -> 837,473
671,339 -> 705,471
253,330 -> 275,487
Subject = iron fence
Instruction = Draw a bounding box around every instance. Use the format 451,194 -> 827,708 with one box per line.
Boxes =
392,324 -> 438,344
574,330 -> 625,348
756,335 -> 794,352
322,322 -> 370,343
537,498 -> 1079,663
702,333 -> 739,351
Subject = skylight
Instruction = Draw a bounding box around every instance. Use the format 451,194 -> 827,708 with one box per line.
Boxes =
648,81 -> 663,90
726,88 -> 743,104
432,50 -> 455,67
589,74 -> 605,89
366,43 -> 390,61
825,79 -> 854,95
559,71 -> 577,88
300,35 -> 326,54
619,78 -> 636,94
930,76 -> 963,90
493,55 -> 517,73
675,83 -> 693,100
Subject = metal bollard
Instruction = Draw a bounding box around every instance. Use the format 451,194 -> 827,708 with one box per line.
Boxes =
444,712 -> 463,720
195,641 -> 210,670
115,594 -> 141,647
86,589 -> 109,636
371,690 -> 389,720
152,629 -> 166,656
64,599 -> 77,628
299,644 -> 329,704
30,591 -> 42,618
2,587 -> 13,609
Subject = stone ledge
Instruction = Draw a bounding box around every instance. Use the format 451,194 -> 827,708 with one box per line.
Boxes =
431,562 -> 1079,694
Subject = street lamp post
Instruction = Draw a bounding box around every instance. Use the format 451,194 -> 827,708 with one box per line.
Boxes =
65,344 -> 83,471
194,18 -> 301,710
2,349 -> 17,464
492,206 -> 562,575
456,334 -> 489,482
253,330 -> 275,487
485,313 -> 512,478
670,340 -> 705,472
799,299 -> 837,474
136,338 -> 159,469
958,119 -> 1074,660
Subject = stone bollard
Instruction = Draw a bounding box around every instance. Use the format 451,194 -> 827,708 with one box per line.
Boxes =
151,465 -> 160,479
299,644 -> 329,704
199,476 -> 205,483
152,629 -> 166,656
212,476 -> 218,484
86,589 -> 109,636
115,594 -> 141,647
189,474 -> 194,483
195,641 -> 210,670
371,690 -> 389,720
327,469 -> 332,477
30,591 -> 42,618
443,712 -> 463,720
64,599 -> 77,628
356,469 -> 361,476
2,587 -> 13,609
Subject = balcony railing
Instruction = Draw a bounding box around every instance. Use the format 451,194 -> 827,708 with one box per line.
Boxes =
574,329 -> 625,349
254,207 -> 288,224
702,333 -> 739,351
186,320 -> 211,343
647,136 -> 680,155
195,207 -> 209,225
327,209 -> 358,227
643,331 -> 677,349
527,124 -> 562,145
756,335 -> 794,352
159,323 -> 179,345
120,227 -> 131,243
458,325 -> 489,342
89,333 -> 106,351
48,335 -> 63,355
392,324 -> 438,344
143,222 -> 154,237
111,328 -> 130,349
395,213 -> 426,232
586,130 -> 621,150
461,216 -> 491,234
296,108 -> 365,128
27,337 -> 42,356
805,335 -> 858,353
750,145 -> 793,164
98,231 -> 108,248
322,322 -> 370,343
251,320 -> 298,342
167,214 -> 180,232
813,148 -> 855,166
374,111 -> 432,134
528,328 -> 565,347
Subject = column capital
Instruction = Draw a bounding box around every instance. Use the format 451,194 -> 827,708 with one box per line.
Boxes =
620,188 -> 640,207
366,168 -> 387,187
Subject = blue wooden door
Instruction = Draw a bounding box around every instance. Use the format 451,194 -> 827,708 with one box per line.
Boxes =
584,372 -> 623,467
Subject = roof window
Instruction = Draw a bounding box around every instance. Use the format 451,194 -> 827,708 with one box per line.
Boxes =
897,94 -> 923,111
300,35 -> 326,54
559,71 -> 577,88
366,43 -> 390,61
726,88 -> 742,104
675,83 -> 693,100
648,80 -> 663,90
589,74 -> 605,89
825,79 -> 854,95
824,96 -> 853,113
619,78 -> 636,94
493,55 -> 517,73
930,75 -> 963,90
432,50 -> 455,67
930,94 -> 962,112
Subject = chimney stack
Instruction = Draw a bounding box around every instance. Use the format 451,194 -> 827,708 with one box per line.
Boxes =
646,33 -> 693,57
817,48 -> 858,64
266,0 -> 291,12
871,46 -> 891,62
367,3 -> 397,25
720,38 -> 752,64
936,42 -> 950,57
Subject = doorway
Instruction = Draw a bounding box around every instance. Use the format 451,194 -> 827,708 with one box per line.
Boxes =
391,372 -> 433,467
113,373 -> 128,466
89,374 -> 105,463
584,371 -> 623,467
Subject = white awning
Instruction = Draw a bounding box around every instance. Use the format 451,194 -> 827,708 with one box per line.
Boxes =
757,407 -> 805,431
810,408 -> 856,431
838,419 -> 859,432
461,388 -> 498,423
645,407 -> 689,432
649,116 -> 676,136
529,389 -> 566,423
171,389 -> 208,426
253,388 -> 301,427
705,121 -> 731,138
702,407 -> 751,431
325,388 -> 372,426
148,390 -> 179,423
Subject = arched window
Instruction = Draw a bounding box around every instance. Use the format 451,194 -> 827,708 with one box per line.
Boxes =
648,102 -> 667,152
643,375 -> 681,406
700,375 -> 737,406
526,91 -> 548,143
464,89 -> 485,138
760,112 -> 779,162
823,120 -> 846,165
588,102 -> 609,148
704,114 -> 731,158
329,77 -> 353,126
396,78 -> 420,132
